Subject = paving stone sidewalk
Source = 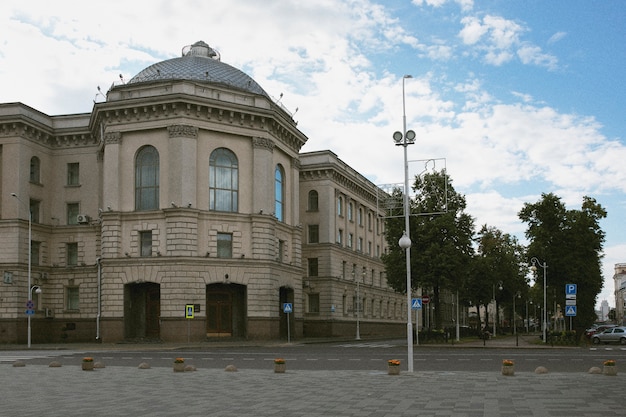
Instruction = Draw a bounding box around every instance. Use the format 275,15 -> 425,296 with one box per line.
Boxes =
2,363 -> 621,416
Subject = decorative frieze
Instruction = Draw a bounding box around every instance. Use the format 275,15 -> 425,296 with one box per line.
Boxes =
168,124 -> 198,139
253,137 -> 275,152
104,131 -> 122,144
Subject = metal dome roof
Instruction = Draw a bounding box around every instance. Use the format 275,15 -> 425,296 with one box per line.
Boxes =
128,41 -> 269,98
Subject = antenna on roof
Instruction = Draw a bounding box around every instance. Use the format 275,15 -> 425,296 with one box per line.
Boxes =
119,74 -> 125,84
277,93 -> 283,103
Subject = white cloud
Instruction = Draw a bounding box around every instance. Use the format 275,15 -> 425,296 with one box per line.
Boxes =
517,44 -> 558,71
412,0 -> 474,11
548,31 -> 567,44
458,14 -> 558,69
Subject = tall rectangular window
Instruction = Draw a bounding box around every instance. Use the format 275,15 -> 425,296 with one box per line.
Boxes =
67,163 -> 80,186
67,242 -> 78,266
308,258 -> 318,277
337,229 -> 343,245
67,203 -> 80,225
217,233 -> 232,258
347,233 -> 353,249
278,239 -> 284,262
31,241 -> 40,266
140,231 -> 152,257
30,199 -> 40,224
66,287 -> 79,310
308,293 -> 320,313
308,225 -> 319,243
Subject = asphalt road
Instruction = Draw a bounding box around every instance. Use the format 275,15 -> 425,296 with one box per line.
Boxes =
2,339 -> 624,373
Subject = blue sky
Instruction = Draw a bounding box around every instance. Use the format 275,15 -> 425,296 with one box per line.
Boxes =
1,0 -> 624,309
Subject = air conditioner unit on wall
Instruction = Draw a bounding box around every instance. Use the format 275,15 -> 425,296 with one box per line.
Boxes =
76,214 -> 90,224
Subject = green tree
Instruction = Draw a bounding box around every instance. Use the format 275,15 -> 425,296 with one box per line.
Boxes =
519,193 -> 606,332
469,225 -> 528,333
382,170 -> 475,329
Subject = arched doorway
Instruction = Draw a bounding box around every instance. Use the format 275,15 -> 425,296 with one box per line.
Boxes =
206,283 -> 246,338
124,282 -> 160,340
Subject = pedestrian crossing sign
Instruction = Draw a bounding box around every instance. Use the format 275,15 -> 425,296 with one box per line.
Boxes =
411,298 -> 422,310
283,303 -> 293,313
565,305 -> 576,317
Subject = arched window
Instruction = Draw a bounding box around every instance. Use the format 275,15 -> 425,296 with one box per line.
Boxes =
308,190 -> 318,211
274,165 -> 285,221
30,156 -> 40,183
209,148 -> 238,212
135,146 -> 159,211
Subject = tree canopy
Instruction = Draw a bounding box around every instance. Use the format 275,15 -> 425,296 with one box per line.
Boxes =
519,193 -> 606,329
382,169 -> 474,329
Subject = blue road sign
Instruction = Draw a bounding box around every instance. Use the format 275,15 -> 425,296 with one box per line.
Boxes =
566,284 -> 577,295
411,298 -> 422,310
565,305 -> 577,317
283,303 -> 293,313
25,309 -> 35,315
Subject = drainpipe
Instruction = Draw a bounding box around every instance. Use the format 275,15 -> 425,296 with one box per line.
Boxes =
96,257 -> 102,341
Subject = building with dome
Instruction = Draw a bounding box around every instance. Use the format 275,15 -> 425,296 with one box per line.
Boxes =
0,41 -> 406,344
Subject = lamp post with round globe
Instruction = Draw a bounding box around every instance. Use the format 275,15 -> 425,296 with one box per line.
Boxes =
393,74 -> 416,372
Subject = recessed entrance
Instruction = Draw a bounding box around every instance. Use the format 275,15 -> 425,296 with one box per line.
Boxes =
124,282 -> 160,340
206,283 -> 246,338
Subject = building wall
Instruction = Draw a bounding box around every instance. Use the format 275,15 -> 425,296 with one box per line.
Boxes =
613,263 -> 626,324
299,151 -> 406,339
1,80 -> 405,344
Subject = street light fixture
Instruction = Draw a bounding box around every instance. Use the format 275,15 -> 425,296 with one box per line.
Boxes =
513,291 -> 521,335
530,257 -> 548,344
492,281 -> 502,338
11,193 -> 33,348
394,74 -> 416,373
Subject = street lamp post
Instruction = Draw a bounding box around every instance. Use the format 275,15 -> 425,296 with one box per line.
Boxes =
513,291 -> 521,335
530,257 -> 548,344
394,74 -> 416,372
492,281 -> 502,338
11,193 -> 33,348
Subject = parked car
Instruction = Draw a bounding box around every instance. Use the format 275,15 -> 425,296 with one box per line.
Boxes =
585,324 -> 616,338
591,327 -> 626,345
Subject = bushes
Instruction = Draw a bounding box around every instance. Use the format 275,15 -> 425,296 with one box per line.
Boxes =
546,330 -> 578,345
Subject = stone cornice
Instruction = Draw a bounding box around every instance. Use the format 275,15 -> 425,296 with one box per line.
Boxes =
0,119 -> 97,148
91,92 -> 308,153
300,167 -> 384,207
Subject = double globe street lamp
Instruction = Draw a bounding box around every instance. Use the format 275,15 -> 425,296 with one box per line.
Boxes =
394,74 -> 416,372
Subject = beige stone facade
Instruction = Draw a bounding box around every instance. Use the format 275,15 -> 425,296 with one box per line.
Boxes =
0,41 -> 405,344
300,151 -> 406,338
613,263 -> 626,325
